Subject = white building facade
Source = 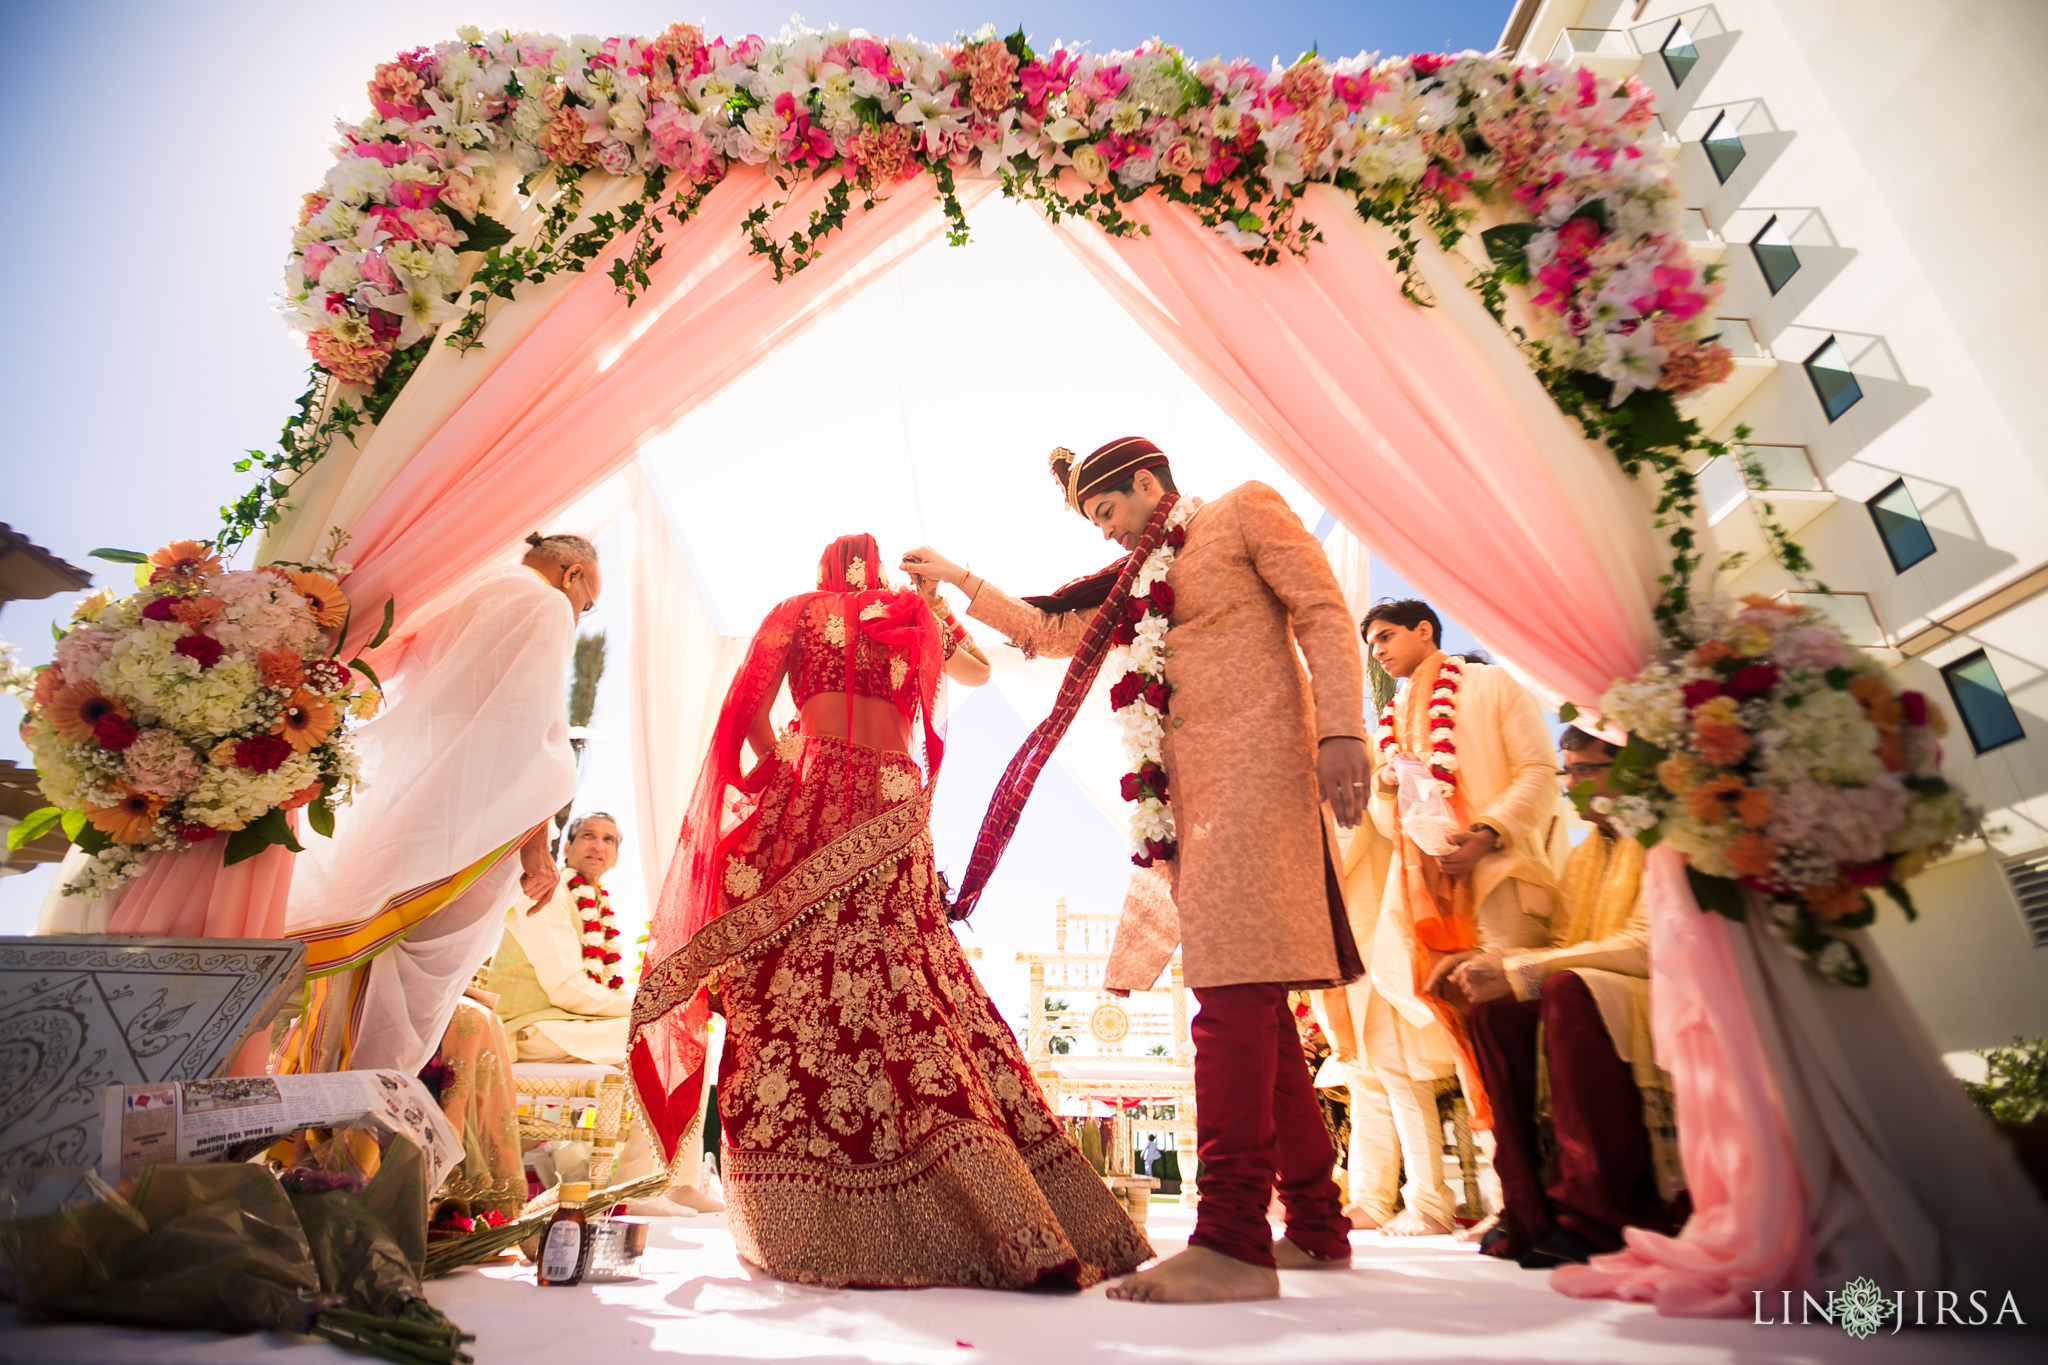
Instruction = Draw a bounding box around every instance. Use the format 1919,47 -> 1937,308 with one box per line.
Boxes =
1502,0 -> 2048,1052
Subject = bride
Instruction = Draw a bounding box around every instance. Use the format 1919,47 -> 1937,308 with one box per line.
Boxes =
629,534 -> 1151,1289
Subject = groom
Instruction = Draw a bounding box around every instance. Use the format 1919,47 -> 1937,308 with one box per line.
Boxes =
904,437 -> 1369,1303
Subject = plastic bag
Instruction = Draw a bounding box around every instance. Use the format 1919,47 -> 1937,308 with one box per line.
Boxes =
1392,756 -> 1462,856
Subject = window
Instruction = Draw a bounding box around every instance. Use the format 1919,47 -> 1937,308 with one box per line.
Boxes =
1661,20 -> 1701,86
1803,336 -> 1863,420
2001,852 -> 2048,948
1941,650 -> 2025,753
1866,479 -> 1935,571
1702,110 -> 1746,182
1750,214 -> 1801,294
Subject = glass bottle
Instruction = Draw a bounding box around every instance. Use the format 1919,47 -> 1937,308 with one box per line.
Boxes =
537,1181 -> 593,1286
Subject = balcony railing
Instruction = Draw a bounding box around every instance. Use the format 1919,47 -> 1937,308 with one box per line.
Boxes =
1780,590 -> 1889,649
1548,28 -> 1644,80
1681,319 -> 1779,435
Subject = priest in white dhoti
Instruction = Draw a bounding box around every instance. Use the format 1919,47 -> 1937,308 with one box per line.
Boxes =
277,534 -> 596,1075
494,811 -> 631,1064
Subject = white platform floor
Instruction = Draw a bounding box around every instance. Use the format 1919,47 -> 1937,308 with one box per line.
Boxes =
3,1204 -> 2040,1363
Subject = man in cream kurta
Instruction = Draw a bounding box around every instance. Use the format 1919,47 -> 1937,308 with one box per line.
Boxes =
280,535 -> 596,1075
497,813 -> 631,1065
1426,724 -> 1685,1266
1361,599 -> 1560,1228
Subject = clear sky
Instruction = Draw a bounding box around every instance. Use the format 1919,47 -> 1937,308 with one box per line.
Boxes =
0,3 -> 1514,987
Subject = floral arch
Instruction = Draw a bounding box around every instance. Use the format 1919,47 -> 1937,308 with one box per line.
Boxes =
107,16 -> 2005,1322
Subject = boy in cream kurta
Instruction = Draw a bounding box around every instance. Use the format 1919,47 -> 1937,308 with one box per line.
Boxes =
904,437 -> 1367,1305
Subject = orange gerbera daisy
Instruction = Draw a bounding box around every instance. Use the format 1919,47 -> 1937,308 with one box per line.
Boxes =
271,689 -> 338,752
31,662 -> 64,711
87,784 -> 165,844
281,780 -> 326,811
1728,832 -> 1779,879
287,571 -> 349,628
1802,879 -> 1867,921
1693,719 -> 1751,767
149,540 -> 223,580
44,679 -> 127,741
257,648 -> 307,689
1686,776 -> 1746,824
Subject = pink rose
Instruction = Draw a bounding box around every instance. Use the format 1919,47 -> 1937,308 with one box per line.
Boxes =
598,140 -> 635,176
358,250 -> 398,292
1161,139 -> 1197,177
300,242 -> 337,282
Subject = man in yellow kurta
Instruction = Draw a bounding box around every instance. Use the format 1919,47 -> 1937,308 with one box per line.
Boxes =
1362,600 -> 1560,1174
1424,724 -> 1685,1267
904,437 -> 1368,1304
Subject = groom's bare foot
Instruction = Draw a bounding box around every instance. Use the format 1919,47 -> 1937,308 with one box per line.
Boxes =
1106,1246 -> 1279,1303
1379,1207 -> 1453,1237
1273,1237 -> 1352,1269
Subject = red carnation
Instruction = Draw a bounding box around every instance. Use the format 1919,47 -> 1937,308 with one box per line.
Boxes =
1142,681 -> 1171,711
1900,690 -> 1929,727
1681,678 -> 1726,709
1432,738 -> 1455,752
174,634 -> 225,669
582,945 -> 603,958
1430,716 -> 1454,730
94,714 -> 139,751
601,950 -> 621,965
234,734 -> 293,773
1149,583 -> 1176,614
602,926 -> 620,939
1726,663 -> 1781,698
583,919 -> 603,933
1166,525 -> 1186,549
141,596 -> 180,622
607,975 -> 625,991
177,823 -> 218,841
1120,771 -> 1144,802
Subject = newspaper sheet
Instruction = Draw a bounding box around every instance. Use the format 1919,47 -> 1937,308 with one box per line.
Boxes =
98,1070 -> 461,1191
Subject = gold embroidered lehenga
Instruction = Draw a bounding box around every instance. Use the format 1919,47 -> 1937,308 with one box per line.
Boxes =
631,536 -> 1150,1289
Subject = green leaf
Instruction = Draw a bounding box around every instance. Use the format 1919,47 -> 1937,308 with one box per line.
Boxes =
1880,877 -> 1919,922
73,823 -> 112,856
51,621 -> 64,642
89,548 -> 150,564
1479,223 -> 1536,283
1831,895 -> 1877,931
1824,665 -> 1856,691
223,824 -> 270,867
1003,25 -> 1034,65
60,809 -> 88,843
1617,387 -> 1691,450
1606,731 -> 1666,796
348,657 -> 382,689
1565,778 -> 1595,816
1685,864 -> 1747,921
1557,701 -> 1580,723
308,796 -> 336,840
6,806 -> 63,851
1636,822 -> 1663,850
365,597 -> 396,650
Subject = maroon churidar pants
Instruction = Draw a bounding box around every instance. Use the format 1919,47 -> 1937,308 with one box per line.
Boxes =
1468,970 -> 1681,1259
1188,982 -> 1351,1267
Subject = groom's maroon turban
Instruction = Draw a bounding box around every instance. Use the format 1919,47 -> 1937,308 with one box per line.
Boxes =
1049,436 -> 1171,514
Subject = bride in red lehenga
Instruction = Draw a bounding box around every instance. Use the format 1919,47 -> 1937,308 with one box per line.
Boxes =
630,534 -> 1151,1289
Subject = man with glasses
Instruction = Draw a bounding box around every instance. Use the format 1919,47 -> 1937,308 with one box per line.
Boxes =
1423,723 -> 1687,1268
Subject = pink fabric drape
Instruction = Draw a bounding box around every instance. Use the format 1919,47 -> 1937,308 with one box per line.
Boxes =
106,838 -> 298,1077
339,167 -> 978,661
1053,189 -> 1654,708
1551,843 -> 1811,1314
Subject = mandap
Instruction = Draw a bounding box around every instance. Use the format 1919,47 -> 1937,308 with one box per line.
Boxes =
126,21 -> 2048,1317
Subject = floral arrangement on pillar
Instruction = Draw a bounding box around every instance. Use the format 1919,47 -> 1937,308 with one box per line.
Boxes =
9,533 -> 387,895
1580,596 -> 1973,986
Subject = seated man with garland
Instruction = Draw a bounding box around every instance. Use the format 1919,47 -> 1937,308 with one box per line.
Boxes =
494,811 -> 631,1065
1424,724 -> 1689,1268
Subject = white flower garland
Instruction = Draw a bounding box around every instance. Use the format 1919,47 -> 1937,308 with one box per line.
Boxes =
568,872 -> 624,991
1110,500 -> 1194,865
1377,653 -> 1464,796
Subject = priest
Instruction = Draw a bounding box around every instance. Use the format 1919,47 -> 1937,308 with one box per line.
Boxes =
278,533 -> 594,1075
903,437 -> 1368,1304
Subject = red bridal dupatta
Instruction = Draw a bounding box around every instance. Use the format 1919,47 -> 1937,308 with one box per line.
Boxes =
629,536 -> 945,1160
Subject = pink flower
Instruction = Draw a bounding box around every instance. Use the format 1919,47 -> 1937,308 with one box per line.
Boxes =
300,242 -> 338,282
358,250 -> 398,293
1777,625 -> 1849,673
124,728 -> 201,799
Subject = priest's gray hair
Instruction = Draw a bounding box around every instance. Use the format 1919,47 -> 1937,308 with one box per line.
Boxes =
565,811 -> 621,845
522,531 -> 599,569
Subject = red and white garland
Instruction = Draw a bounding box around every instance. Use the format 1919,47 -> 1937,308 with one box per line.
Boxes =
569,872 -> 625,991
1107,502 -> 1194,867
1377,654 -> 1464,796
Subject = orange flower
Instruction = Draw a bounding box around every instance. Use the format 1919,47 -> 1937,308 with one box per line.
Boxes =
257,649 -> 307,689
1693,719 -> 1750,767
1734,786 -> 1774,828
286,571 -> 349,628
1693,639 -> 1734,667
1875,727 -> 1906,773
1686,776 -> 1746,824
1802,880 -> 1867,921
87,784 -> 165,844
1728,832 -> 1779,879
1741,593 -> 1791,611
281,780 -> 325,811
169,594 -> 226,626
44,679 -> 127,741
271,689 -> 337,752
1849,673 -> 1901,725
1658,755 -> 1701,795
30,663 -> 64,711
149,540 -> 223,580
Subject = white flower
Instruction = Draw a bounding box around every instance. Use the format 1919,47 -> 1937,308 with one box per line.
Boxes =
325,156 -> 392,206
895,84 -> 966,155
1596,324 -> 1670,405
1069,141 -> 1109,184
1042,116 -> 1087,144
